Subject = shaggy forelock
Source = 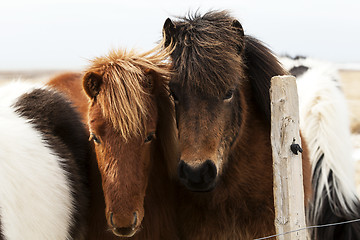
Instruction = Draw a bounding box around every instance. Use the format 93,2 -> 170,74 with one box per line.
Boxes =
170,10 -> 245,96
87,49 -> 170,140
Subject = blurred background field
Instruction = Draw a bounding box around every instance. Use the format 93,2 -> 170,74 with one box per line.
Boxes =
340,70 -> 360,134
0,70 -> 64,86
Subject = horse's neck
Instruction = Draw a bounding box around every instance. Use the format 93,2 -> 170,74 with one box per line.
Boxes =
139,142 -> 179,239
148,140 -> 177,201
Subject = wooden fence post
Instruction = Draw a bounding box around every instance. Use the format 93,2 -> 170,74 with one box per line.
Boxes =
270,75 -> 309,240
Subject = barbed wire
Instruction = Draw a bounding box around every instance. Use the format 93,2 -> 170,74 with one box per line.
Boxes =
254,218 -> 360,240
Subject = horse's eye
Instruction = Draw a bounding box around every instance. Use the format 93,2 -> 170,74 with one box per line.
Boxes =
223,89 -> 235,101
169,90 -> 179,103
144,132 -> 156,143
89,133 -> 101,144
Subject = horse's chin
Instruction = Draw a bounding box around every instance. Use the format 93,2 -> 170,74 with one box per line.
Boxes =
112,226 -> 139,238
182,180 -> 217,192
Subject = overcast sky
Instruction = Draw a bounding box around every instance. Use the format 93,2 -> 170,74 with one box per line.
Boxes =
1,0 -> 359,70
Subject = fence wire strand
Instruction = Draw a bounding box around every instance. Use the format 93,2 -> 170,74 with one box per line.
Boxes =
254,218 -> 360,240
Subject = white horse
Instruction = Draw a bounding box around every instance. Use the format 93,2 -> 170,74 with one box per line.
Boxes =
0,81 -> 89,240
281,56 -> 360,238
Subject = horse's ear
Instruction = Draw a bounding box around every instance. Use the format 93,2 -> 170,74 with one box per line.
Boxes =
163,18 -> 176,48
232,19 -> 245,54
232,19 -> 244,37
83,71 -> 103,99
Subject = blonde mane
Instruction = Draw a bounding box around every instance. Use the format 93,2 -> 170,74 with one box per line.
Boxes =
87,48 -> 171,141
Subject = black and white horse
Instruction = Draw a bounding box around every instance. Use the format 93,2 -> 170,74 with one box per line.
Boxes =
281,56 -> 360,239
0,81 -> 89,239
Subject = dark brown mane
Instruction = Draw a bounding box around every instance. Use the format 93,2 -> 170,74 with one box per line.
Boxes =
243,36 -> 288,121
86,49 -> 171,140
168,10 -> 287,120
168,10 -> 246,96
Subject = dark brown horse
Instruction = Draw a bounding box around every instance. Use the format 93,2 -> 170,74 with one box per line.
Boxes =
162,10 -> 360,239
47,49 -> 179,239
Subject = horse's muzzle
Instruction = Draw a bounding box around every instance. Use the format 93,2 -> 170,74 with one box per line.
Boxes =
110,212 -> 139,237
178,159 -> 217,192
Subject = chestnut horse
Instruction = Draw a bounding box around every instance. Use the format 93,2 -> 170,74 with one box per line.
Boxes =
48,49 -> 179,239
162,10 -> 360,239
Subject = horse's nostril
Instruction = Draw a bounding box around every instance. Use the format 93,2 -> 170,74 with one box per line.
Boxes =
178,160 -> 187,180
132,211 -> 138,230
110,212 -> 115,227
203,160 -> 217,182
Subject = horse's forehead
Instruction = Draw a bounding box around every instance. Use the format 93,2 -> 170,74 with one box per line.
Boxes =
170,73 -> 235,99
170,47 -> 243,97
89,96 -> 158,140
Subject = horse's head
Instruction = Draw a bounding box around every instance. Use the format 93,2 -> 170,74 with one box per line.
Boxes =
82,50 -> 175,237
162,12 -> 247,192
163,11 -> 286,193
